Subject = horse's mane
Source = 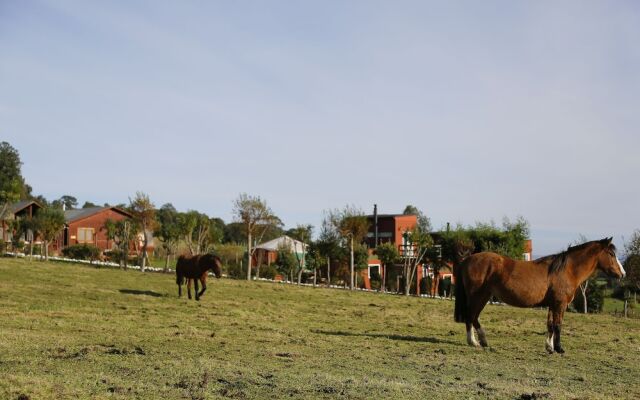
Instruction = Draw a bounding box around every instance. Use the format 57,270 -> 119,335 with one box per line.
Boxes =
534,239 -> 613,273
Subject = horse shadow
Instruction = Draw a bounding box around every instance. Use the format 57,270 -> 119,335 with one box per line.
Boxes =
119,289 -> 165,297
312,329 -> 461,346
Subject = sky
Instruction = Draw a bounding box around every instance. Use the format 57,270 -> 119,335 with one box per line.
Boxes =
1,0 -> 639,256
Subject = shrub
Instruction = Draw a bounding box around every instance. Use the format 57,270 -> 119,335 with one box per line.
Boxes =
62,244 -> 101,261
259,264 -> 279,280
225,262 -> 245,279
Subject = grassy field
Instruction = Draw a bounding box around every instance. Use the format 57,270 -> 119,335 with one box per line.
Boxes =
0,258 -> 638,399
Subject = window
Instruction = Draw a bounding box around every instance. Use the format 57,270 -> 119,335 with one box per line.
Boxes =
77,228 -> 94,243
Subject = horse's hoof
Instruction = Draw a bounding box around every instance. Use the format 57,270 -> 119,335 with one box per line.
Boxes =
555,347 -> 565,354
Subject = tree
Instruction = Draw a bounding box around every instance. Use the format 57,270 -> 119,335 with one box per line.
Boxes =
275,243 -> 298,282
223,222 -> 245,244
623,230 -> 640,295
129,192 -> 156,272
34,208 -> 65,261
329,205 -> 370,290
53,195 -> 78,210
232,193 -> 280,281
403,204 -> 432,233
104,218 -> 138,269
316,215 -> 342,286
287,224 -> 313,284
400,227 -> 433,296
178,210 -> 211,255
82,201 -> 98,208
375,242 -> 400,293
6,218 -> 26,255
209,217 -> 226,246
0,142 -> 27,220
155,203 -> 182,272
570,234 -> 592,314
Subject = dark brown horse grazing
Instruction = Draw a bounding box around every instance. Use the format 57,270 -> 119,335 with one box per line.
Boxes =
176,254 -> 222,300
454,238 -> 625,353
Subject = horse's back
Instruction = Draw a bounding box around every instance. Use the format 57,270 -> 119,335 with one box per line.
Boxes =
460,252 -> 505,281
462,252 -> 549,307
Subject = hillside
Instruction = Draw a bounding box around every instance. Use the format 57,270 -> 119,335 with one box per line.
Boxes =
0,258 -> 638,399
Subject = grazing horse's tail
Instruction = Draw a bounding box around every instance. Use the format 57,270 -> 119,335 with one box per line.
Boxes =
454,262 -> 467,323
176,256 -> 185,286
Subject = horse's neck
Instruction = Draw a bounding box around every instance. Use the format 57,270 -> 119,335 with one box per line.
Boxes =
566,246 -> 600,283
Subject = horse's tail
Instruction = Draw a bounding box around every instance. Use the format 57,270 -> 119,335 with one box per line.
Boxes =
454,261 -> 467,323
176,256 -> 185,285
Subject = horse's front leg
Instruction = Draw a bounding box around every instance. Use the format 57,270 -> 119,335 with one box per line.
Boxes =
194,279 -> 200,301
545,308 -> 554,353
187,279 -> 192,300
198,277 -> 207,299
552,306 -> 566,354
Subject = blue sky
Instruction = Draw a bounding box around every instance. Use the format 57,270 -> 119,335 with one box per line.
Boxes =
1,0 -> 639,255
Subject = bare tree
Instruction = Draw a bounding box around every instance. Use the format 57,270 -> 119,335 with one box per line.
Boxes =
574,234 -> 590,314
400,227 -> 433,296
232,193 -> 280,280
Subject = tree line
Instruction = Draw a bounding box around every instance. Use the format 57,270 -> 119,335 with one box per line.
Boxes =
3,140 -> 639,305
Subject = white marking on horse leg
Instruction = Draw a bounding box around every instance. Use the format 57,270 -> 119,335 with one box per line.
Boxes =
616,256 -> 626,277
467,328 -> 480,347
545,333 -> 554,353
477,327 -> 488,347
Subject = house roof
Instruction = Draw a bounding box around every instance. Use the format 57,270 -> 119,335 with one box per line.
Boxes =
64,206 -> 132,223
255,235 -> 306,253
9,200 -> 43,214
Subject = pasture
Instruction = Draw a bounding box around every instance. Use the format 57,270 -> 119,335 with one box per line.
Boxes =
0,258 -> 638,399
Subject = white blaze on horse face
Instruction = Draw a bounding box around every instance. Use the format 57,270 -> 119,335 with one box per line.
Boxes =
616,256 -> 626,277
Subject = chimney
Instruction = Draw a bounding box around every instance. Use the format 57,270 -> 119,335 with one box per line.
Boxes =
374,204 -> 378,247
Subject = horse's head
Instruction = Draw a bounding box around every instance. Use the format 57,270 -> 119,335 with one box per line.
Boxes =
596,237 -> 626,278
212,256 -> 222,279
203,254 -> 222,278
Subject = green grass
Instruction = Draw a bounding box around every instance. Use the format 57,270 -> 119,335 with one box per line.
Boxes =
1,258 -> 639,399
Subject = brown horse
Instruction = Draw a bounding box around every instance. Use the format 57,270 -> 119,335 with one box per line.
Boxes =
454,238 -> 625,353
176,254 -> 222,300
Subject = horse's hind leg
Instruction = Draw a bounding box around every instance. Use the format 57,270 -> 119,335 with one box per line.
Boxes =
187,279 -> 192,300
466,321 -> 480,347
194,279 -> 200,301
551,306 -> 566,354
469,290 -> 492,348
